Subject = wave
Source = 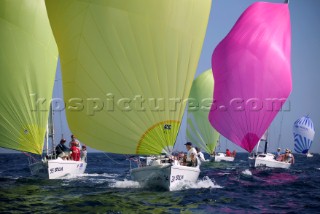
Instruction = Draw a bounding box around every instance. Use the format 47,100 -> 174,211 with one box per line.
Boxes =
75,173 -> 119,178
106,176 -> 222,191
217,172 -> 231,176
226,167 -> 236,170
109,179 -> 141,188
241,169 -> 252,176
59,173 -> 121,186
60,172 -> 119,179
171,176 -> 222,191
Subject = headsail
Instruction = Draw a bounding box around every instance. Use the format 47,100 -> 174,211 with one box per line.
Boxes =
293,116 -> 315,154
0,0 -> 58,154
208,2 -> 292,152
187,69 -> 219,154
45,0 -> 211,154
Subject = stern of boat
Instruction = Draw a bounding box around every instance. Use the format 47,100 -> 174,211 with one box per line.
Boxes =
169,164 -> 200,191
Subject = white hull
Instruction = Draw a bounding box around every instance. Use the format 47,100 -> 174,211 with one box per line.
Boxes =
130,162 -> 200,191
29,157 -> 87,179
306,153 -> 313,158
211,153 -> 234,162
249,153 -> 291,169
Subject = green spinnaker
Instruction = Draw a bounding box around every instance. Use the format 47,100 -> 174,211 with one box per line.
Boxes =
0,0 -> 58,154
187,69 -> 220,154
45,0 -> 211,154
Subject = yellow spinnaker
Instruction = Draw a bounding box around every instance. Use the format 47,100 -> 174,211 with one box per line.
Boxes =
187,69 -> 220,154
46,0 -> 211,154
0,0 -> 58,154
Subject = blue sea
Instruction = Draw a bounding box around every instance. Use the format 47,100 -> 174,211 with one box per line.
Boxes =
0,153 -> 319,213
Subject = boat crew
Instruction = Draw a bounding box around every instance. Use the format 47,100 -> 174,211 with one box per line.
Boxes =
275,148 -> 281,159
69,134 -> 81,149
284,149 -> 295,164
195,147 -> 206,162
55,139 -> 70,160
70,141 -> 81,161
184,142 -> 197,167
226,149 -> 231,157
81,145 -> 87,161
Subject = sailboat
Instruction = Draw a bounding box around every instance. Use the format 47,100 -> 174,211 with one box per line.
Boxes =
0,0 -> 87,179
29,105 -> 87,179
213,138 -> 235,162
293,115 -> 315,158
45,0 -> 211,190
187,69 -> 220,162
248,130 -> 291,169
306,153 -> 313,158
208,1 -> 292,166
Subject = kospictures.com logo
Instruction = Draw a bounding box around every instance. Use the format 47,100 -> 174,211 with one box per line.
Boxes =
29,93 -> 290,115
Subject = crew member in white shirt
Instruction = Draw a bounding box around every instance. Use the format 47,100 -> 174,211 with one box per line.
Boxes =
195,147 -> 206,162
184,142 -> 197,166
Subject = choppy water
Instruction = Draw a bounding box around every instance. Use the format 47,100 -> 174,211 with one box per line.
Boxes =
0,153 -> 319,213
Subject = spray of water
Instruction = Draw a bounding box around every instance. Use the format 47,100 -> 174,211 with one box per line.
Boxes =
241,169 -> 252,176
170,176 -> 222,191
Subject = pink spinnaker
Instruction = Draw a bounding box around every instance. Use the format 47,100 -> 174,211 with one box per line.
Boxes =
209,2 -> 292,152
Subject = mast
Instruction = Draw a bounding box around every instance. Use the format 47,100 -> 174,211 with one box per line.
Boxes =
263,130 -> 268,154
59,110 -> 64,139
264,141 -> 268,154
255,140 -> 260,156
48,104 -> 55,154
46,122 -> 49,155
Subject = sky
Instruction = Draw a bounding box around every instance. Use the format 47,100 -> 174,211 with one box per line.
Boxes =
177,0 -> 320,154
1,0 -> 319,154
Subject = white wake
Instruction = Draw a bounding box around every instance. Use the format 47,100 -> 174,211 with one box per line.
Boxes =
170,176 -> 222,191
241,169 -> 252,176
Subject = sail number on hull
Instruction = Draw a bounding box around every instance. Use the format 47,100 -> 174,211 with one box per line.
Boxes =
171,175 -> 184,183
49,167 -> 63,174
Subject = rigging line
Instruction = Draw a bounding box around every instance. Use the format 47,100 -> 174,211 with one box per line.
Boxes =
216,138 -> 220,152
226,138 -> 228,149
22,152 -> 37,161
102,152 -> 128,165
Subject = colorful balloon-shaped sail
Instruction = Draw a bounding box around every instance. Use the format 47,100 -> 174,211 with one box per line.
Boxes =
293,116 -> 315,154
45,0 -> 211,154
0,0 -> 58,154
187,69 -> 219,154
209,2 -> 292,152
